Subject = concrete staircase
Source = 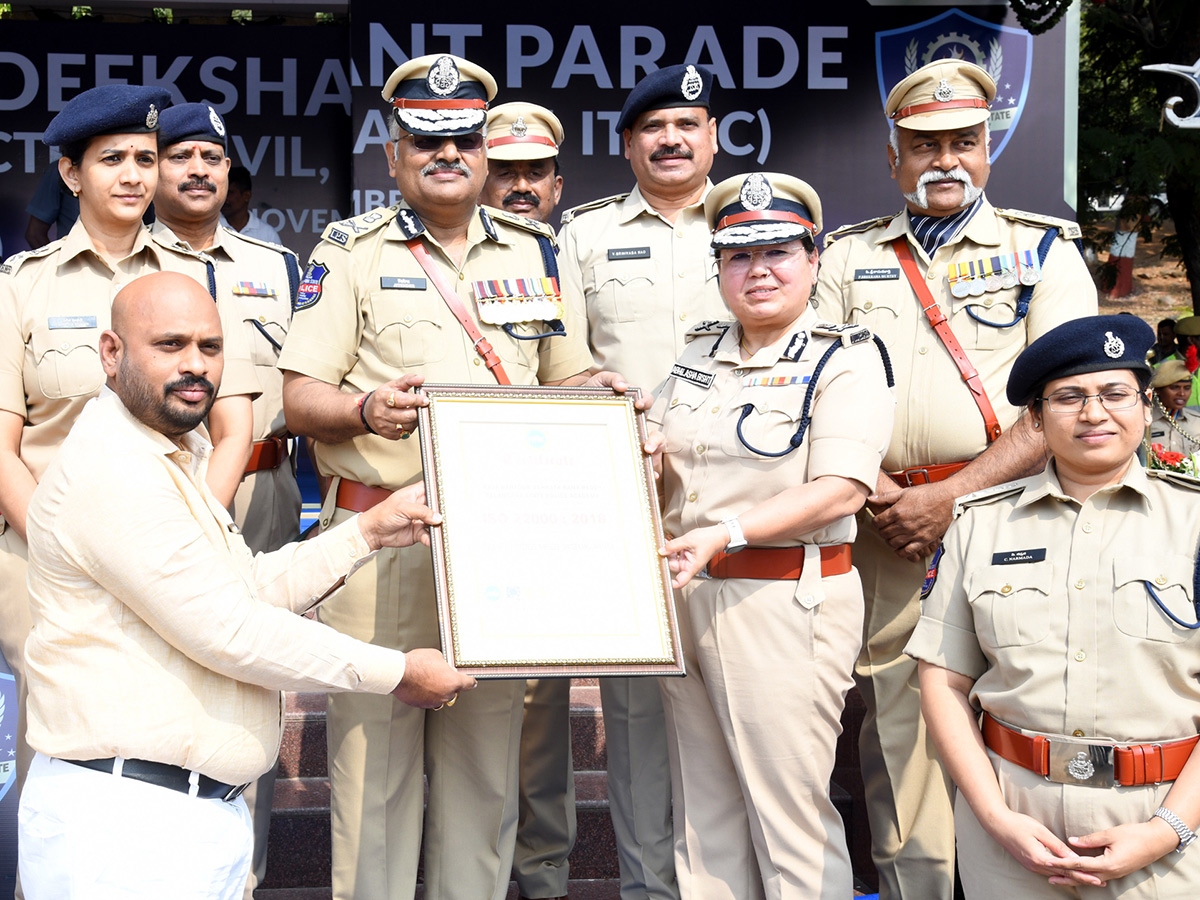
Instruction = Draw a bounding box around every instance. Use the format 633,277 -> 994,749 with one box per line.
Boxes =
254,681 -> 873,899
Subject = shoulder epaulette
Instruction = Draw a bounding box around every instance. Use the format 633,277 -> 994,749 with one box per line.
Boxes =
1147,467 -> 1200,491
560,193 -> 629,227
823,214 -> 895,249
952,480 -> 1027,518
810,321 -> 872,347
0,244 -> 57,276
321,206 -> 400,249
220,225 -> 298,261
685,319 -> 734,341
484,206 -> 556,242
995,208 -> 1083,242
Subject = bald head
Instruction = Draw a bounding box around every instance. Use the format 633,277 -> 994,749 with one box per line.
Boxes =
101,272 -> 224,437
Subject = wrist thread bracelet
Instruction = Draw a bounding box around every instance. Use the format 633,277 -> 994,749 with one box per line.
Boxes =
1153,806 -> 1197,853
358,391 -> 377,435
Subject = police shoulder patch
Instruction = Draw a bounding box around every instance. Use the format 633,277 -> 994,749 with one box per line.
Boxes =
920,544 -> 945,600
810,321 -> 872,347
952,480 -> 1027,519
560,193 -> 630,227
320,206 -> 399,249
294,261 -> 329,312
823,214 -> 896,249
221,225 -> 298,262
485,206 -> 556,241
994,208 -> 1083,242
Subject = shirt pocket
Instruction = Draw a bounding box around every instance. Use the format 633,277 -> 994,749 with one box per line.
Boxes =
1113,555 -> 1196,643
29,326 -> 103,399
844,284 -> 903,331
240,296 -> 289,366
590,258 -> 659,324
366,290 -> 446,368
949,289 -> 1023,351
660,379 -> 713,453
967,561 -> 1052,648
492,322 -> 542,374
718,385 -> 804,460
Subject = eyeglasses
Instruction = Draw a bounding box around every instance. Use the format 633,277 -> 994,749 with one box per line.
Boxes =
719,245 -> 809,275
403,132 -> 485,152
1039,387 -> 1143,414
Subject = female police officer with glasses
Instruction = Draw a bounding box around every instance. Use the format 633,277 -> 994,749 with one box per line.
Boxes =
648,172 -> 895,899
910,314 -> 1200,898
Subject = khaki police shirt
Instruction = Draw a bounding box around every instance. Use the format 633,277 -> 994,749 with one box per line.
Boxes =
0,220 -> 259,483
649,307 -> 894,547
277,204 -> 593,490
24,390 -> 408,785
1149,406 -> 1200,457
558,183 -> 726,396
814,197 -> 1098,472
906,462 -> 1200,743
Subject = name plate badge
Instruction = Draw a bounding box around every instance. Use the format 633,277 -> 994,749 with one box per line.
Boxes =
991,548 -> 1047,566
48,316 -> 98,329
669,364 -> 714,389
608,247 -> 651,261
853,267 -> 899,282
380,277 -> 428,291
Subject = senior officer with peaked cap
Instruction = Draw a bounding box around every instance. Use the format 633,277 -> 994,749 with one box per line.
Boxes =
555,63 -> 729,900
653,172 -> 894,899
0,84 -> 257,821
480,102 -> 564,225
277,54 -> 613,900
813,59 -> 1097,900
911,314 -> 1200,898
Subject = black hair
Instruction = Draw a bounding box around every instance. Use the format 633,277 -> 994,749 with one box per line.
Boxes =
228,166 -> 252,192
58,138 -> 89,167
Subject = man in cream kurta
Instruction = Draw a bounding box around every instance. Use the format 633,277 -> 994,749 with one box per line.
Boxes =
812,60 -> 1097,900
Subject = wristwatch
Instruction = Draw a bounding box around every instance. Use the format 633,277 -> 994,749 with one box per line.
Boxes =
1153,806 -> 1197,852
721,517 -> 747,554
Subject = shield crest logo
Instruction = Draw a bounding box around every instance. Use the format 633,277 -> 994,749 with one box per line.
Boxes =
876,9 -> 1034,162
0,670 -> 16,805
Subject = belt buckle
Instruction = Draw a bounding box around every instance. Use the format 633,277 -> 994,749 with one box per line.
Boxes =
1047,739 -> 1115,787
905,468 -> 929,486
223,782 -> 250,802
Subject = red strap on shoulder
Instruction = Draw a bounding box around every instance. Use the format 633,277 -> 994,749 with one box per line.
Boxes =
892,239 -> 1001,443
406,239 -> 511,385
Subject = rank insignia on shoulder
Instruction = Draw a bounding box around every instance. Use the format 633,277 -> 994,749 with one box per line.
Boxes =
0,264 -> 10,275
811,321 -> 871,346
686,319 -> 731,337
327,229 -> 350,246
295,262 -> 328,311
920,544 -> 944,600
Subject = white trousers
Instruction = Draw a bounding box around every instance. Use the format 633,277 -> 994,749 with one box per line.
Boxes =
19,753 -> 252,900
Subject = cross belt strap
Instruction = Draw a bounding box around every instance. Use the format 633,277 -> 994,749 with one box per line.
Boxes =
892,239 -> 1002,443
406,239 -> 511,385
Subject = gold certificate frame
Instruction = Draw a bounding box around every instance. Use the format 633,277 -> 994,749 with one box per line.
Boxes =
416,384 -> 684,679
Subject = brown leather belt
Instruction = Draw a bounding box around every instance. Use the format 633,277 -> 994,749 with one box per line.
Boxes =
982,712 -> 1199,788
889,461 -> 968,488
244,436 -> 288,474
706,544 -> 851,580
335,479 -> 393,513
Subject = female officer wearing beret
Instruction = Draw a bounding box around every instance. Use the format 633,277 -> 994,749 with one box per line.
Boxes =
910,314 -> 1200,898
650,172 -> 895,899
0,84 -> 257,797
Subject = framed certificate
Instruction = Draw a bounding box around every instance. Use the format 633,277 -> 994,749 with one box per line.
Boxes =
415,384 -> 684,679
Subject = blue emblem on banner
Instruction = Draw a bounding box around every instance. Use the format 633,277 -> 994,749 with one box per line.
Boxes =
876,9 -> 1034,162
0,672 -> 15,804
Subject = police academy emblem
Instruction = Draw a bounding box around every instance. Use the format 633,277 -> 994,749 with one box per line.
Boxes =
208,105 -> 225,137
428,56 -> 460,96
146,103 -> 159,129
511,116 -> 528,138
1103,331 -> 1125,358
739,173 -> 773,211
681,65 -> 703,101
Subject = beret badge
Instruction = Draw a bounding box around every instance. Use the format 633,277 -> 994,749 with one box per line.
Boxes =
681,65 -> 703,102
146,103 -> 159,129
1103,331 -> 1125,359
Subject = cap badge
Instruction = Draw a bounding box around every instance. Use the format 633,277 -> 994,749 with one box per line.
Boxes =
428,55 -> 460,97
934,78 -> 955,103
681,65 -> 703,102
739,173 -> 773,212
1103,331 -> 1125,359
208,106 -> 226,138
511,116 -> 528,138
145,103 -> 159,129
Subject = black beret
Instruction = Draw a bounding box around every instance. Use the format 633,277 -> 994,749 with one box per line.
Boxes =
1006,314 -> 1155,406
615,64 -> 712,134
158,102 -> 227,149
43,84 -> 173,146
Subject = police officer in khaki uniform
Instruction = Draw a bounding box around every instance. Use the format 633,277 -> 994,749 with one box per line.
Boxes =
276,55 -> 606,900
556,64 -> 728,900
1148,359 -> 1200,458
151,100 -> 302,900
480,101 -> 576,900
652,173 -> 894,900
0,85 -> 257,823
812,59 -> 1098,900
910,314 -> 1200,899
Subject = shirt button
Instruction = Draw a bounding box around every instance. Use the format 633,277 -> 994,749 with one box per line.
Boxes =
679,313 -> 687,321
1074,579 -> 1085,590
676,229 -> 684,238
1074,650 -> 1087,662
984,297 -> 993,307
1082,523 -> 1093,533
927,270 -> 937,280
732,369 -> 742,376
669,398 -> 680,408
678,272 -> 686,279
918,347 -> 928,355
687,491 -> 698,502
473,357 -> 481,366
864,301 -> 873,310
1000,584 -> 1012,594
695,444 -> 705,454
1073,729 -> 1086,737
404,314 -> 413,323
711,406 -> 720,414
61,342 -> 70,350
258,315 -> 267,323
1156,575 -> 1168,586
458,273 -> 465,280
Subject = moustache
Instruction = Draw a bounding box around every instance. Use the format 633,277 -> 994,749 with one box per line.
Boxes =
503,191 -> 540,208
164,375 -> 215,399
918,167 -> 975,188
420,160 -> 471,177
649,146 -> 694,161
179,178 -> 216,193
